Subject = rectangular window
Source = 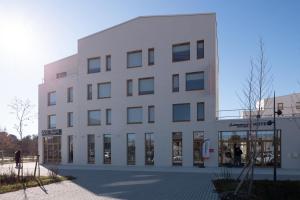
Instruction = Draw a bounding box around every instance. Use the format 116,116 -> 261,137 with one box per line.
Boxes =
98,82 -> 111,98
88,110 -> 101,126
48,91 -> 56,106
127,50 -> 142,68
56,72 -> 67,79
172,132 -> 182,166
296,102 -> 300,110
127,79 -> 133,96
68,135 -> 73,163
106,55 -> 111,71
127,107 -> 143,124
173,103 -> 190,122
197,40 -> 204,59
186,72 -> 204,91
87,84 -> 92,100
172,43 -> 190,62
197,102 -> 205,121
87,134 -> 95,164
145,133 -> 154,165
138,77 -> 154,95
148,48 -> 154,65
148,105 -> 155,123
193,131 -> 204,166
127,133 -> 136,165
48,114 -> 56,129
67,112 -> 74,127
88,57 -> 100,74
67,87 -> 73,103
278,103 -> 284,110
172,74 -> 179,92
103,134 -> 111,164
106,109 -> 111,125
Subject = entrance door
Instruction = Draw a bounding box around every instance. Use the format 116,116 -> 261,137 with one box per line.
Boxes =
43,136 -> 61,164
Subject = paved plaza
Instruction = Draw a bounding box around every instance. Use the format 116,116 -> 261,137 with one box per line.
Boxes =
1,163 -> 300,200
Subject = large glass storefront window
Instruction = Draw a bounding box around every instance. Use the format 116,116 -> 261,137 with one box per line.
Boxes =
193,131 -> 204,166
87,134 -> 95,164
127,133 -> 136,165
219,130 -> 281,167
103,134 -> 111,164
68,135 -> 73,163
172,132 -> 182,166
43,136 -> 61,164
145,133 -> 154,165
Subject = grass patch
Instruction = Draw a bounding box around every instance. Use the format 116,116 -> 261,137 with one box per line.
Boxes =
0,175 -> 75,194
213,179 -> 300,200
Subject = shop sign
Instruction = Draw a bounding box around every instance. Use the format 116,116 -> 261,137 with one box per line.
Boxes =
41,129 -> 62,136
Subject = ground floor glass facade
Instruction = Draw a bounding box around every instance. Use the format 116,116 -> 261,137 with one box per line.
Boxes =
43,135 -> 61,164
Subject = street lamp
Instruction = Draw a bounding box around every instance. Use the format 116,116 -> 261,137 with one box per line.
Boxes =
267,92 -> 282,182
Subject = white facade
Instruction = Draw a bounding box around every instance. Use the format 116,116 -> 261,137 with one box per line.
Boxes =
38,13 -> 300,169
38,13 -> 219,167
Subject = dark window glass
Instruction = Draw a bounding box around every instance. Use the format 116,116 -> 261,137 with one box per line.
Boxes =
88,110 -> 101,125
127,133 -> 136,165
127,51 -> 142,68
87,134 -> 95,164
278,103 -> 284,110
197,40 -> 204,59
186,72 -> 204,90
67,87 -> 73,103
56,72 -> 67,79
43,136 -> 61,163
127,107 -> 143,124
106,55 -> 111,71
87,84 -> 92,100
172,132 -> 182,166
88,57 -> 100,74
148,48 -> 154,65
197,102 -> 205,121
48,91 -> 56,106
68,135 -> 73,163
127,80 -> 133,96
138,77 -> 154,95
106,109 -> 111,125
67,112 -> 74,127
148,105 -> 155,123
103,134 -> 111,164
172,43 -> 190,62
173,103 -> 190,122
193,131 -> 204,166
48,114 -> 56,129
145,133 -> 154,165
98,82 -> 111,98
172,74 -> 179,92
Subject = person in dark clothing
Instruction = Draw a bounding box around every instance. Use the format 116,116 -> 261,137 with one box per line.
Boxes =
234,144 -> 243,167
15,150 -> 21,168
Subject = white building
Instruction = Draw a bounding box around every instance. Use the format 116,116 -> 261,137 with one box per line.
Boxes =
38,13 -> 300,169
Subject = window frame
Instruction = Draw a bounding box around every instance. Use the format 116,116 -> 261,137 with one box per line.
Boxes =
148,48 -> 154,66
103,134 -> 112,164
185,71 -> 204,91
127,133 -> 136,165
68,135 -> 73,163
87,57 -> 101,74
172,103 -> 191,122
138,77 -> 154,95
48,114 -> 56,129
172,74 -> 179,92
127,79 -> 133,96
67,112 -> 74,127
87,134 -> 95,164
87,84 -> 92,100
148,105 -> 155,123
172,132 -> 183,166
197,40 -> 204,59
127,50 -> 142,68
87,109 -> 101,126
97,82 -> 111,99
48,91 -> 56,106
145,132 -> 154,165
172,42 -> 190,62
106,55 -> 111,71
197,102 -> 205,121
127,106 -> 143,124
106,108 -> 112,125
67,87 -> 73,103
278,103 -> 284,110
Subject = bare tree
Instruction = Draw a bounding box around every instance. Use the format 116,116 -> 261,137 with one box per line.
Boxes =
235,38 -> 273,198
8,98 -> 34,178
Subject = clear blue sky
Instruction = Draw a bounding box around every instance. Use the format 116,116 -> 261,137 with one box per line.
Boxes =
0,0 -> 299,137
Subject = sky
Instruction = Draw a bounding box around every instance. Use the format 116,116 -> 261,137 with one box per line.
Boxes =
0,0 -> 299,138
